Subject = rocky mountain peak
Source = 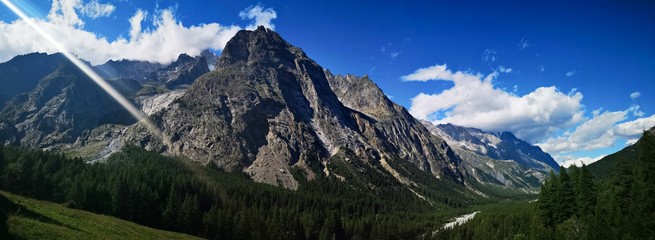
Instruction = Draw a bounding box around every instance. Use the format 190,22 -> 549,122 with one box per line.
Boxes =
148,53 -> 209,89
0,52 -> 67,105
218,26 -> 305,68
123,27 -> 464,189
426,122 -> 559,171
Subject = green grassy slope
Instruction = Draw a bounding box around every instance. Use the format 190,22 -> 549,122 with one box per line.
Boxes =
0,191 -> 201,240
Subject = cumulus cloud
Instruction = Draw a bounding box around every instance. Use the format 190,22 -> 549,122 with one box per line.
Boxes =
630,91 -> 641,100
239,4 -> 277,30
498,65 -> 512,73
539,109 -> 628,153
78,0 -> 115,19
557,155 -> 606,168
402,64 -> 584,143
539,107 -> 655,154
0,1 -> 277,65
613,114 -> 655,138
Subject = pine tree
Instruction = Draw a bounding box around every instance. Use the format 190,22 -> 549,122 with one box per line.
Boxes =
556,166 -> 575,223
538,170 -> 558,227
576,164 -> 596,217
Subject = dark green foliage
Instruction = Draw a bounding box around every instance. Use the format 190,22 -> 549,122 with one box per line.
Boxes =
437,129 -> 655,239
0,144 -> 462,239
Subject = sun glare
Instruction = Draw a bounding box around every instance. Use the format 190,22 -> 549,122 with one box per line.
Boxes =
0,0 -> 165,143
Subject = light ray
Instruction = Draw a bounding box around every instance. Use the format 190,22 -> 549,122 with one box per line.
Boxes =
1,0 -> 166,144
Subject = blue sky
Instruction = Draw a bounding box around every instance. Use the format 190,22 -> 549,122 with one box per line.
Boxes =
1,0 -> 654,166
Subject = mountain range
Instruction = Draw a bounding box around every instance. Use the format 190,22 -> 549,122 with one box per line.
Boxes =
0,26 -> 558,195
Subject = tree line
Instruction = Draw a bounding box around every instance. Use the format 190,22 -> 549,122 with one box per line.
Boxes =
435,129 -> 655,239
0,144 -> 462,239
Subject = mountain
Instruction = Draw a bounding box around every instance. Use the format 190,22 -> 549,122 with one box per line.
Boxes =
122,26 -> 463,189
0,52 -> 67,105
0,61 -> 140,149
324,73 -> 463,179
147,53 -> 209,89
588,126 -> 655,179
94,59 -> 164,82
200,49 -> 220,70
422,122 -> 558,190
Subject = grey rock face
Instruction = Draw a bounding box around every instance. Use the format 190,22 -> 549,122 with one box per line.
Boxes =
422,121 -> 557,190
148,54 -> 210,89
0,61 -> 140,149
94,59 -> 164,82
0,52 -> 67,105
200,50 -> 220,70
125,26 -> 463,189
324,73 -> 464,181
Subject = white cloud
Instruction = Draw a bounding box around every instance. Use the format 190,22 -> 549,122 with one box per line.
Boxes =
78,0 -> 115,19
498,65 -> 512,73
239,4 -> 277,30
390,52 -> 400,59
47,0 -> 85,27
0,2 -> 276,65
402,64 -> 584,143
538,107 -> 655,154
539,109 -> 627,153
557,154 -> 606,168
482,49 -> 496,62
565,70 -> 576,77
128,9 -> 146,40
630,91 -> 641,100
519,38 -> 529,50
613,114 -> 655,138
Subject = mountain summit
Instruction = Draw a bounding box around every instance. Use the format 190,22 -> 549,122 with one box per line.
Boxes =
124,26 -> 463,189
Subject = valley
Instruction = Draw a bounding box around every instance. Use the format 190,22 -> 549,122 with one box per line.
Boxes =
0,5 -> 653,238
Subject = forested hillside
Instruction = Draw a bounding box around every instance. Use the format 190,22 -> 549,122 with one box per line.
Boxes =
0,144 -> 486,239
436,129 -> 655,239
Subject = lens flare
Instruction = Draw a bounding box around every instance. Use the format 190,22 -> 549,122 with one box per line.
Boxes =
1,0 -> 165,144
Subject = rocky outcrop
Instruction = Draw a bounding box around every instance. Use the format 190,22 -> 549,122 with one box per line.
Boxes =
94,59 -> 164,82
0,52 -> 67,105
325,73 -> 464,181
124,26 -> 463,189
200,50 -> 220,70
148,54 -> 209,89
0,61 -> 141,149
422,121 -> 557,190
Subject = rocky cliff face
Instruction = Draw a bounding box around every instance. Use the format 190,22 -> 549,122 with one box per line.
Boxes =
0,61 -> 140,149
422,121 -> 557,190
148,54 -> 209,89
94,59 -> 164,82
124,26 -> 463,189
0,52 -> 67,105
325,73 -> 463,181
200,50 -> 220,71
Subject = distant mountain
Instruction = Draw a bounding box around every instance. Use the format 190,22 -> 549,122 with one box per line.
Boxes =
200,49 -> 220,70
148,53 -> 209,89
0,52 -> 67,105
423,122 -> 558,190
588,126 -> 655,179
94,59 -> 164,82
122,26 -> 463,189
0,60 -> 140,149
